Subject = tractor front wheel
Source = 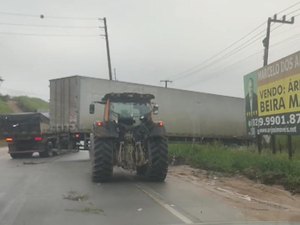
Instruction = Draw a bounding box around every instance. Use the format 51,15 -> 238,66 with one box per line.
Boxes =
144,137 -> 168,182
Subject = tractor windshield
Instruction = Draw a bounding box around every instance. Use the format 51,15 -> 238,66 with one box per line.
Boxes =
110,102 -> 151,120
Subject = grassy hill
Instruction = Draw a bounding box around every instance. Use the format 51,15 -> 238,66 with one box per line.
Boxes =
12,96 -> 48,112
0,95 -> 48,113
0,98 -> 13,113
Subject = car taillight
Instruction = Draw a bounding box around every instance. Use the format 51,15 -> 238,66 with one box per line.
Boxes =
34,137 -> 43,142
95,121 -> 103,127
158,121 -> 164,127
5,137 -> 13,143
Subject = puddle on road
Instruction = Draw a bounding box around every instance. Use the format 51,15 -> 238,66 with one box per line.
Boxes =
63,190 -> 89,202
23,161 -> 46,165
65,207 -> 104,214
63,190 -> 104,215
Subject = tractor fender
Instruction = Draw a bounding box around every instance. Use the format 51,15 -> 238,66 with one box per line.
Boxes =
149,125 -> 166,137
93,122 -> 118,138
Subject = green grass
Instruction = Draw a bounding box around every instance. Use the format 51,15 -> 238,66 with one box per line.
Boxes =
169,143 -> 300,193
0,99 -> 13,113
13,96 -> 48,112
276,135 -> 300,151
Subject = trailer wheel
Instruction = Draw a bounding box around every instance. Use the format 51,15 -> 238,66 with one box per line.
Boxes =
10,153 -> 21,159
91,137 -> 113,182
40,141 -> 54,158
10,153 -> 32,159
145,137 -> 168,182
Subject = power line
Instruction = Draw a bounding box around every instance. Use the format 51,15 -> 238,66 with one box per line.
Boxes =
0,11 -> 38,18
173,16 -> 297,82
192,24 -> 300,79
0,11 -> 98,21
173,30 -> 266,81
277,1 -> 300,14
0,22 -> 98,29
40,14 -> 98,21
172,21 -> 292,82
0,31 -> 99,37
272,33 -> 300,47
169,24 -> 267,81
183,32 -> 300,88
167,1 -> 300,81
168,22 -> 266,80
285,7 -> 300,16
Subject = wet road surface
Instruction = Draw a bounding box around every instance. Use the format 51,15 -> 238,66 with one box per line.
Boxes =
0,148 -> 271,225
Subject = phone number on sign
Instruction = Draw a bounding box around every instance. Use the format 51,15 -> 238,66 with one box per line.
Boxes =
248,113 -> 300,127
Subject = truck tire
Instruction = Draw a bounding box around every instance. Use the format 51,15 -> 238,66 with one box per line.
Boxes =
92,137 -> 113,182
145,137 -> 168,182
10,153 -> 32,159
10,153 -> 19,159
40,150 -> 53,158
10,153 -> 22,159
40,141 -> 54,158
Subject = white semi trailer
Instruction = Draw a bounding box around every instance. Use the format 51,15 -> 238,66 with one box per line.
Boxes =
49,75 -> 247,149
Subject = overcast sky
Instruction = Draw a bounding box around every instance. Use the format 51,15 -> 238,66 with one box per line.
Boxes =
0,0 -> 299,101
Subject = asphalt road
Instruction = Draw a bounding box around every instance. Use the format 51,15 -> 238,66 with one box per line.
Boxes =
0,147 -> 289,225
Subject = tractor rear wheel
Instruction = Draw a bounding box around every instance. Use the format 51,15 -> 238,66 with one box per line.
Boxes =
91,137 -> 113,182
145,137 -> 168,182
136,165 -> 147,176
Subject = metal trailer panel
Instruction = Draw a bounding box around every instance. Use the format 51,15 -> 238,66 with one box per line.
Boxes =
50,76 -> 246,138
49,77 -> 80,132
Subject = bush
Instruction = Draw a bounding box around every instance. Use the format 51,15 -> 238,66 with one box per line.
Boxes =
169,143 -> 300,193
0,99 -> 13,113
13,96 -> 48,112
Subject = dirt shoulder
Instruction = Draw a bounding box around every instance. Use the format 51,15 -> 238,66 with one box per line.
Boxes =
7,100 -> 22,112
169,165 -> 300,222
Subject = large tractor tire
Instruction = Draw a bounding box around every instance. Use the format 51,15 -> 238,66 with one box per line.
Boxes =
136,165 -> 147,176
91,137 -> 114,182
144,137 -> 168,182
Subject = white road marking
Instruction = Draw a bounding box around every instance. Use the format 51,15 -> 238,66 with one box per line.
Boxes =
136,185 -> 194,224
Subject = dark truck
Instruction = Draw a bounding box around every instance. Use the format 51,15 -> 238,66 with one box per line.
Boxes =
0,112 -> 57,158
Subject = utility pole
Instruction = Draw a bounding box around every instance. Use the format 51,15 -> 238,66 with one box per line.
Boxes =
113,68 -> 117,80
263,14 -> 294,66
160,80 -> 172,88
100,17 -> 113,80
261,14 -> 294,154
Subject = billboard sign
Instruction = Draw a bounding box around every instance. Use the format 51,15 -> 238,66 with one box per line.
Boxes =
244,51 -> 300,136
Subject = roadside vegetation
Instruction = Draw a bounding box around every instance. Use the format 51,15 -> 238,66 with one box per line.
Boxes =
169,143 -> 300,193
0,98 -> 13,113
0,94 -> 48,113
12,96 -> 48,112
